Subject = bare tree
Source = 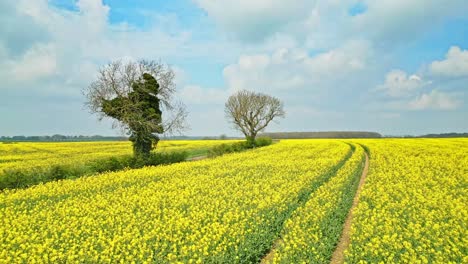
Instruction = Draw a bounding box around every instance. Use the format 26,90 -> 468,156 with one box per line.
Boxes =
225,90 -> 285,145
83,60 -> 189,157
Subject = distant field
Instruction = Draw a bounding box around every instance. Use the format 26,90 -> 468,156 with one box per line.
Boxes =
0,140 -> 238,189
260,131 -> 382,139
0,140 -> 237,170
0,139 -> 466,263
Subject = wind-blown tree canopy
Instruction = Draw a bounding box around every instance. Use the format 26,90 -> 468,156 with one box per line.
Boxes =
84,60 -> 188,157
225,90 -> 285,145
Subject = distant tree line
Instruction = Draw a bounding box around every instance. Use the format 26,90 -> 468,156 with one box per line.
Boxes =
260,131 -> 382,139
3,132 -> 466,142
387,132 -> 468,138
0,135 -> 128,142
0,135 -> 243,142
260,131 -> 468,139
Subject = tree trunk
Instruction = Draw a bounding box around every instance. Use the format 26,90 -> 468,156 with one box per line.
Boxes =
152,137 -> 160,149
246,134 -> 256,147
131,134 -> 153,158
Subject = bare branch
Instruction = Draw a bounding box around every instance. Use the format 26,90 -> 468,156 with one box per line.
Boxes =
162,101 -> 190,136
83,59 -> 189,138
225,90 -> 285,142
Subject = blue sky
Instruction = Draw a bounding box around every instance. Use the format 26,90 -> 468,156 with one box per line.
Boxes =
1,0 -> 467,137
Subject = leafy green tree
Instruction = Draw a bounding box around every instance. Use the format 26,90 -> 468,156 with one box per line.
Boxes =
101,73 -> 163,157
84,60 -> 188,158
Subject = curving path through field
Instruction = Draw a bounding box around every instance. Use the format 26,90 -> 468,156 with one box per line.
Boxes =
186,155 -> 207,161
330,152 -> 369,264
260,143 -> 356,263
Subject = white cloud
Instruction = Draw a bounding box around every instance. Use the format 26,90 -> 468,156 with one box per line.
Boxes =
353,1 -> 468,43
408,90 -> 461,110
304,40 -> 369,72
1,0 -> 466,136
7,43 -> 57,81
195,0 -> 468,49
223,40 -> 372,93
374,57 -> 465,112
179,85 -> 228,104
194,0 -> 316,41
430,46 -> 468,78
76,0 -> 110,24
285,105 -> 346,120
0,0 -> 203,95
377,69 -> 426,97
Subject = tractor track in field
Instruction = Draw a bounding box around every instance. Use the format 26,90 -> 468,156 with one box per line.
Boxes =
260,143 -> 356,263
260,238 -> 283,264
330,152 -> 369,264
186,155 -> 207,161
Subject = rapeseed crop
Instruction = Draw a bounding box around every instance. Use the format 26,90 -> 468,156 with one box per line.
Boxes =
345,139 -> 467,263
0,140 -> 233,173
271,144 -> 365,263
2,139 -> 464,263
1,140 -> 350,263
0,140 -> 236,189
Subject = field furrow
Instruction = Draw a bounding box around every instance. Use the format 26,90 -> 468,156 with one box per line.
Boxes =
264,144 -> 365,263
1,139 -> 466,263
1,140 -> 349,263
260,143 -> 356,262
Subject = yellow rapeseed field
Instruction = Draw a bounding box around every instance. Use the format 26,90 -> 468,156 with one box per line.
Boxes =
271,144 -> 365,263
1,138 -> 466,263
0,140 -> 351,263
0,140 -> 234,174
345,139 -> 467,263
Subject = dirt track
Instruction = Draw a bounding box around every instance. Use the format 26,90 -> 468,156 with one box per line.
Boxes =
330,153 -> 369,264
187,155 -> 207,161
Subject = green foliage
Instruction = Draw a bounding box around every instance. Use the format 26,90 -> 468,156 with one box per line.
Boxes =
0,151 -> 188,190
186,148 -> 211,159
207,138 -> 273,158
144,151 -> 188,167
357,143 -> 371,158
90,156 -> 129,173
254,137 -> 273,147
102,73 -> 163,157
0,169 -> 29,189
246,136 -> 256,147
49,165 -> 71,180
207,142 -> 248,157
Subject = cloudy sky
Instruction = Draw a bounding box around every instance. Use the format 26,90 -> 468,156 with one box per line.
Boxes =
1,0 -> 467,137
